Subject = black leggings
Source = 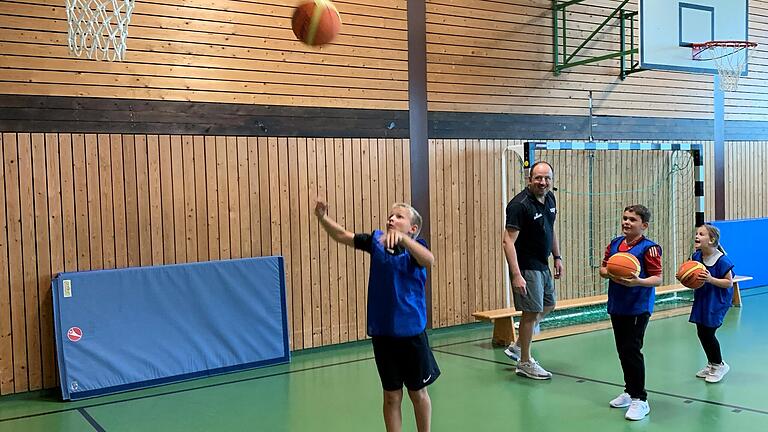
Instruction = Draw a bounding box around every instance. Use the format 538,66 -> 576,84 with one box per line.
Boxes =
611,313 -> 651,401
696,324 -> 723,365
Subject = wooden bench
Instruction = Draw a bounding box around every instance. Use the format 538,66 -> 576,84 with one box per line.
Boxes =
472,275 -> 753,347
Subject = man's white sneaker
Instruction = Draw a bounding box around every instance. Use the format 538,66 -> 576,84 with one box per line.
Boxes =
696,363 -> 715,378
624,399 -> 650,421
515,360 -> 552,380
609,392 -> 632,408
504,343 -> 521,361
705,362 -> 730,383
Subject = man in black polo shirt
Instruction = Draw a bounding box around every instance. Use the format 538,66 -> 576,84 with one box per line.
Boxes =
502,161 -> 563,380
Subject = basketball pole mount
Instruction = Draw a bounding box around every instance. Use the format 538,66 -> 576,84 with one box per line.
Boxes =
552,0 -> 644,79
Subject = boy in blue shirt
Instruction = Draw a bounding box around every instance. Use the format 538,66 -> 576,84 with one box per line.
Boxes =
315,199 -> 439,432
685,224 -> 734,383
599,205 -> 662,421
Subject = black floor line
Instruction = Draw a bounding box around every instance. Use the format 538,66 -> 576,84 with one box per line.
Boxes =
78,408 -> 106,432
433,347 -> 768,416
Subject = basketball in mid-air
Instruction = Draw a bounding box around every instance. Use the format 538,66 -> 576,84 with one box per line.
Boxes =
606,252 -> 641,279
676,260 -> 707,289
291,0 -> 341,46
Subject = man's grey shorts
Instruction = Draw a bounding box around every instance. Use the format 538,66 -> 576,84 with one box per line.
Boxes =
513,269 -> 556,313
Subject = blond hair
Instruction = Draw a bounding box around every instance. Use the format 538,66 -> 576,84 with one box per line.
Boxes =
392,203 -> 422,238
701,223 -> 726,254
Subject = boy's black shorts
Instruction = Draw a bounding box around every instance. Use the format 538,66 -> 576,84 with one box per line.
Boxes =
371,331 -> 441,392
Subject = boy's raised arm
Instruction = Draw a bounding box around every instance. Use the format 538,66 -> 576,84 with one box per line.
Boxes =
314,198 -> 355,247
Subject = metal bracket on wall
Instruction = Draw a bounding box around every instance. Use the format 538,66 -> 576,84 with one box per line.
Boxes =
552,0 -> 643,79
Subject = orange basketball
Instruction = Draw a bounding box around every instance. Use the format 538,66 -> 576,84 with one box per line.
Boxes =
291,0 -> 341,46
606,252 -> 641,278
676,260 -> 707,289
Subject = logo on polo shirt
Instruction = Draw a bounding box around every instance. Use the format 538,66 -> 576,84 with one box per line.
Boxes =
533,213 -> 543,220
550,208 -> 556,213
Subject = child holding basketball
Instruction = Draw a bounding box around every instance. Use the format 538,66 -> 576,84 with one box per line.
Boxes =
599,204 -> 662,421
682,224 -> 734,383
314,199 -> 439,432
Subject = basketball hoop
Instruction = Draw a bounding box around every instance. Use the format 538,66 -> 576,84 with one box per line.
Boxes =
66,0 -> 136,61
691,41 -> 757,91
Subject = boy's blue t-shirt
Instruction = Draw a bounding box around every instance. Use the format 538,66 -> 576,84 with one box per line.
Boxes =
606,236 -> 661,315
354,230 -> 428,337
689,250 -> 735,328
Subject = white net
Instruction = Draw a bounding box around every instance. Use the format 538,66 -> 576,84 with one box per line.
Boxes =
692,42 -> 757,91
66,0 -> 136,61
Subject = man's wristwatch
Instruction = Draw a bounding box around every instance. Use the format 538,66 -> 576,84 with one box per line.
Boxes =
553,255 -> 562,261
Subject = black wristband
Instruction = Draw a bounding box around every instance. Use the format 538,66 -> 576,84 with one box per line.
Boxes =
553,255 -> 562,260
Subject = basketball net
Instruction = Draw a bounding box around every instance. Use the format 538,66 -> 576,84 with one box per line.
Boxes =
66,0 -> 136,61
692,41 -> 757,92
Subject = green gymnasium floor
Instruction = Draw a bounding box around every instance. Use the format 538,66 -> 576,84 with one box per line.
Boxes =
2,287 -> 767,432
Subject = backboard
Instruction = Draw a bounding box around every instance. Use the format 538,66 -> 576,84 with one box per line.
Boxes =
640,1 -> 749,75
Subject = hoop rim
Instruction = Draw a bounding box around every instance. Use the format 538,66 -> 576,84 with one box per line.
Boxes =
690,40 -> 757,49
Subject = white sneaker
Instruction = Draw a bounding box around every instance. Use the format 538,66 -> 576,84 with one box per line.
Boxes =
609,392 -> 632,408
705,362 -> 730,383
504,343 -> 521,361
696,363 -> 716,378
515,359 -> 552,380
625,399 -> 650,421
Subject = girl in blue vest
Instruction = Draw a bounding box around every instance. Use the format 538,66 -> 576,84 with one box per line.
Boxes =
599,205 -> 662,421
684,224 -> 734,384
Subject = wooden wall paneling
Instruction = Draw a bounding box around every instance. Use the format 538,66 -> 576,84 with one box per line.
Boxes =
334,138 -> 349,342
403,139 -> 411,203
456,139 -> 467,322
72,134 -> 89,270
110,134 -> 128,269
257,137 -> 272,256
325,138 -> 340,345
45,133 -> 64,389
302,138 -> 321,346
277,137 -> 297,347
446,140 -> 462,325
215,137 -> 230,260
0,134 -> 13,395
84,134 -> 102,269
5,133 -> 28,392
467,140 -> 478,315
432,140 -> 445,326
425,139 -> 435,323
122,135 -> 140,267
183,136 -> 200,261
18,134 -> 41,391
97,134 -> 115,269
192,135 -> 208,261
203,136 -> 219,261
158,135 -> 175,264
315,138 -> 332,345
134,135 -> 152,266
57,134 -> 77,272
226,137 -> 240,259
358,138 -> 371,340
341,138 -> 355,341
235,137 -> 250,258
349,139 -> 363,339
245,137 -> 260,256
31,133 -> 54,389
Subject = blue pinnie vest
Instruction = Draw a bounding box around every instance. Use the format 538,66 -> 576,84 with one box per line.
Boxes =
606,236 -> 661,315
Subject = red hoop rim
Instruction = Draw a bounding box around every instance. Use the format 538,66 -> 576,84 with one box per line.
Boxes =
690,40 -> 757,49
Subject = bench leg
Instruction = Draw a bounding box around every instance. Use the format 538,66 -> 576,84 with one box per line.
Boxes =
732,281 -> 742,307
492,317 -> 516,347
